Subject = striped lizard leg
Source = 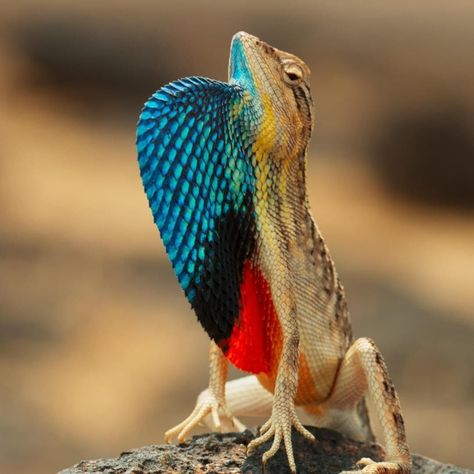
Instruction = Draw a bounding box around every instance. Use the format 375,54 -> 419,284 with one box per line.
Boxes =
324,338 -> 411,473
247,308 -> 315,473
164,341 -> 245,443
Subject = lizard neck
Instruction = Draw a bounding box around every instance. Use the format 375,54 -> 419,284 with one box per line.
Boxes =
266,147 -> 354,345
271,148 -> 312,228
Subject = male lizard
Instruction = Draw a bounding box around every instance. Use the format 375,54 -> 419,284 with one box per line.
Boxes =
136,31 -> 411,473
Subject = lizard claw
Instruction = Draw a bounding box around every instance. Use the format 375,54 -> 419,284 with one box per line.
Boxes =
164,388 -> 246,443
247,404 -> 315,473
340,458 -> 412,474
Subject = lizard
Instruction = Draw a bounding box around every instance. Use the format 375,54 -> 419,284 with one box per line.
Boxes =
136,31 -> 411,473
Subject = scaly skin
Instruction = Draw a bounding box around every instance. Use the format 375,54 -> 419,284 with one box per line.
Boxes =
136,32 -> 411,473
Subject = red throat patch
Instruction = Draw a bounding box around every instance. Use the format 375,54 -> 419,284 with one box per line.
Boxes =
220,260 -> 281,374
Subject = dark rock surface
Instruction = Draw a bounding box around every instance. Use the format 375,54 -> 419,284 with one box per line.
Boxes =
59,426 -> 472,474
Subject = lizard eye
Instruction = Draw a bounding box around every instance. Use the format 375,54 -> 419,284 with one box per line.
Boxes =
282,61 -> 304,86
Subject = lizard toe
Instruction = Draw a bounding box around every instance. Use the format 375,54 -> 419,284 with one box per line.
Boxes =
247,425 -> 275,454
341,459 -> 411,474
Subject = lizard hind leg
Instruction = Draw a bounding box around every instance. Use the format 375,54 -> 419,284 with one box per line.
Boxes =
322,337 -> 411,474
197,375 -> 274,432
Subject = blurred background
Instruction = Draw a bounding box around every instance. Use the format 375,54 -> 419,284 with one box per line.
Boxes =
1,1 -> 473,472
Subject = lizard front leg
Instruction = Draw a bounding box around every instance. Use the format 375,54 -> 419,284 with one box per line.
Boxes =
164,341 -> 245,443
247,296 -> 315,473
324,338 -> 411,473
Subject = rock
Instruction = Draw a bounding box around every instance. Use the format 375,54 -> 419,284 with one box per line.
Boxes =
58,426 -> 472,474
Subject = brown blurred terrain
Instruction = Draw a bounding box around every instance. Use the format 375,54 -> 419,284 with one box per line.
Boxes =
0,1 -> 473,473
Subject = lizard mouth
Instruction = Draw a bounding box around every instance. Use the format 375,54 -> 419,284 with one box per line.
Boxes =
228,31 -> 279,93
231,31 -> 260,46
229,31 -> 258,81
231,31 -> 276,51
230,31 -> 276,63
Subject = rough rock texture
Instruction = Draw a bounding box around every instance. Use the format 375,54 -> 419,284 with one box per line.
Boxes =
59,427 -> 472,474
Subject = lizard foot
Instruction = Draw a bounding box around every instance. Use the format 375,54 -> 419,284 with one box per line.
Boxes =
247,406 -> 315,473
164,389 -> 246,443
340,457 -> 411,474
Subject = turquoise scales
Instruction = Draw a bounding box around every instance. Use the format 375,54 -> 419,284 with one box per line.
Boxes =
136,76 -> 260,346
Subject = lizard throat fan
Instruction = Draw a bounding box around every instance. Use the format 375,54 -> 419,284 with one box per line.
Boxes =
136,32 -> 312,374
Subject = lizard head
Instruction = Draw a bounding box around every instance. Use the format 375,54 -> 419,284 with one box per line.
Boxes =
229,31 -> 313,161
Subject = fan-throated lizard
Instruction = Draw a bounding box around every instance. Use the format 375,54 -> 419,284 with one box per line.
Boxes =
136,31 -> 411,473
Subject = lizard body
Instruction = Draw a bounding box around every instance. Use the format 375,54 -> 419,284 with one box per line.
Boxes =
136,31 -> 411,473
